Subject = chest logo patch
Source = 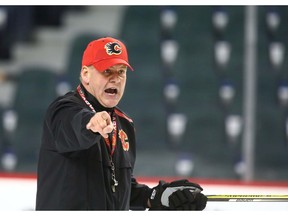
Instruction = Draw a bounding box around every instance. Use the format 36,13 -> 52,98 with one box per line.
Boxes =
118,129 -> 129,151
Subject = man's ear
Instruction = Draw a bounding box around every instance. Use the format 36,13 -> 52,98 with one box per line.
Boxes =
81,66 -> 90,84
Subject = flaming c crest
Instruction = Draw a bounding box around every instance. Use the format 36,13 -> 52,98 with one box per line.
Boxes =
105,42 -> 122,55
118,129 -> 129,151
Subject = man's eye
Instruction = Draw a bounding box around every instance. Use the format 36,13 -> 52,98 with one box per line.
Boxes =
119,70 -> 126,76
104,70 -> 111,75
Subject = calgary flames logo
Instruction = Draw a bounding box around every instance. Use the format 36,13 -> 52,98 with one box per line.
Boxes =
105,42 -> 122,55
118,129 -> 129,151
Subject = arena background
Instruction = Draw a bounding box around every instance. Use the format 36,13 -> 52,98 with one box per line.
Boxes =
0,5 -> 288,211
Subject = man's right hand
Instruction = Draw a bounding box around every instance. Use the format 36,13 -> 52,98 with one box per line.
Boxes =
86,111 -> 114,138
149,179 -> 207,210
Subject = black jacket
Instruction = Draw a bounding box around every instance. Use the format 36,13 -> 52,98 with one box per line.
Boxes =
36,84 -> 151,210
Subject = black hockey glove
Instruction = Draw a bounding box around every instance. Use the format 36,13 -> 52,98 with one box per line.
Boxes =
149,179 -> 207,210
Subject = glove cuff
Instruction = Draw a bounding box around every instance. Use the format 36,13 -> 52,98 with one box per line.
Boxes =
148,180 -> 167,210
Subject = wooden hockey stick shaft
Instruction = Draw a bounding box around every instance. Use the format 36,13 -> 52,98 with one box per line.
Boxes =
207,195 -> 288,202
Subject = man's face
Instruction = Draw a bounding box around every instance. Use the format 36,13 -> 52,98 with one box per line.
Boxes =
86,64 -> 127,108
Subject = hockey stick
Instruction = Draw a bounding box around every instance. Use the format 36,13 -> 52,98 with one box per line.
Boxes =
207,195 -> 288,202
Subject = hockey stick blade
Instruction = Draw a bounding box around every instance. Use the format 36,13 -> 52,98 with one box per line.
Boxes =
207,195 -> 288,202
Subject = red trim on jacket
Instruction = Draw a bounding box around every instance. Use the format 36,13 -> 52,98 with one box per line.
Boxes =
114,108 -> 133,123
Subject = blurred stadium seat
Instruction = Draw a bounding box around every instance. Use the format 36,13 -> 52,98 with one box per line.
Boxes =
4,66 -> 57,170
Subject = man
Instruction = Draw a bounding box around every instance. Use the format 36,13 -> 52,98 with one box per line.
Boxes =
35,36 -> 207,210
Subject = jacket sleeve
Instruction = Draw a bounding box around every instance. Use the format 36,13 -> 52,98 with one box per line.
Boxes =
130,177 -> 152,210
47,98 -> 101,153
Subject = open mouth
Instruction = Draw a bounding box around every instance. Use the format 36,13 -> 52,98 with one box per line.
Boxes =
104,88 -> 118,95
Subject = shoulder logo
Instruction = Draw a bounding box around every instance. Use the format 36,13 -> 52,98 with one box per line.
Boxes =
105,42 -> 122,55
118,129 -> 129,151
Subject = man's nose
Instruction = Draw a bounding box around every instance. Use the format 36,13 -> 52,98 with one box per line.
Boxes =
110,73 -> 120,83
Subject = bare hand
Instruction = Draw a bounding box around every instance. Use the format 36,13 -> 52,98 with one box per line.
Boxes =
86,111 -> 114,138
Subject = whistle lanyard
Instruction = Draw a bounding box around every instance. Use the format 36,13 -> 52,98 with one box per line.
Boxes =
77,85 -> 118,192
